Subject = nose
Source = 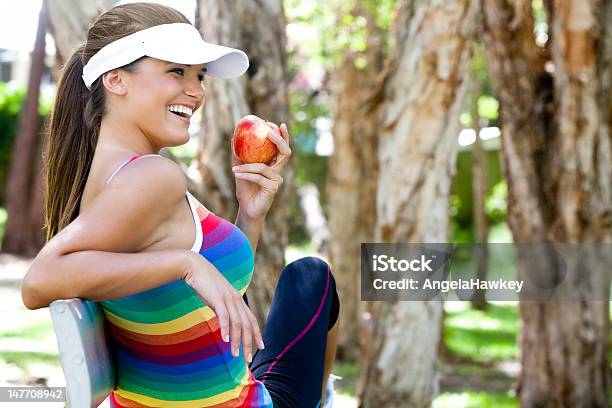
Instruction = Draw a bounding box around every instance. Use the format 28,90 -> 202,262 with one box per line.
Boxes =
185,79 -> 205,105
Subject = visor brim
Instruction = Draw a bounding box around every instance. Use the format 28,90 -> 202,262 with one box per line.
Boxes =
148,41 -> 249,79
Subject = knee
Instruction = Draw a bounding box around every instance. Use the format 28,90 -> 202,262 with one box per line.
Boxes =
281,257 -> 340,329
281,256 -> 335,292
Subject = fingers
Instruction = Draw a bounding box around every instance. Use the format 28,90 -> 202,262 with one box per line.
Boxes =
266,123 -> 291,169
279,123 -> 290,146
267,125 -> 291,157
221,291 -> 262,363
213,299 -> 230,343
232,163 -> 283,192
236,302 -> 253,363
224,293 -> 243,357
233,163 -> 281,181
233,172 -> 281,193
246,306 -> 265,350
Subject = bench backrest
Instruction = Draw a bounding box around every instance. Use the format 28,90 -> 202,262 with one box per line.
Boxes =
49,299 -> 115,407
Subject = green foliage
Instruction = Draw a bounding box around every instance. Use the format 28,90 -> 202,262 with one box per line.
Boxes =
0,84 -> 25,158
485,181 -> 508,222
488,222 -> 513,243
450,149 -> 504,242
0,206 -> 6,247
0,83 -> 52,205
478,96 -> 499,121
332,360 -> 359,398
285,0 -> 395,71
0,83 -> 27,114
461,43 -> 499,129
532,0 -> 548,47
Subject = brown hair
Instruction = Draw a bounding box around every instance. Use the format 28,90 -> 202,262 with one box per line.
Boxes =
43,2 -> 191,241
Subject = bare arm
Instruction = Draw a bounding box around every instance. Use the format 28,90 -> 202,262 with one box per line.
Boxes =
235,208 -> 266,256
21,156 -> 189,309
22,247 -> 195,309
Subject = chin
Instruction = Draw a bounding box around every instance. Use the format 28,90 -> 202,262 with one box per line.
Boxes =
168,133 -> 191,147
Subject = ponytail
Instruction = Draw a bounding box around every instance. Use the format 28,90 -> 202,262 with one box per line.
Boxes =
43,45 -> 103,242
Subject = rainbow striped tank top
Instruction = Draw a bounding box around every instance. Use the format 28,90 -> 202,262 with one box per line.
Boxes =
100,155 -> 274,407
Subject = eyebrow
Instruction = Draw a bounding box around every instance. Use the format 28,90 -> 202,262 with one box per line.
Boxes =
165,62 -> 207,73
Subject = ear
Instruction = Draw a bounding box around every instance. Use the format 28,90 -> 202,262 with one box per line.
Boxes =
102,70 -> 127,96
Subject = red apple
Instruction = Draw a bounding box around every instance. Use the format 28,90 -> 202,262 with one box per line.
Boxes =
232,115 -> 280,164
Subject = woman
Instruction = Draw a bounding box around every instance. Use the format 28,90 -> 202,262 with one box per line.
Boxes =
21,3 -> 340,407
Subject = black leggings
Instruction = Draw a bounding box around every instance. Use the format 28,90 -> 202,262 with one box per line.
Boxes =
246,256 -> 340,408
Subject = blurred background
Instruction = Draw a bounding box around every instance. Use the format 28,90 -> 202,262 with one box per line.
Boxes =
0,0 -> 609,407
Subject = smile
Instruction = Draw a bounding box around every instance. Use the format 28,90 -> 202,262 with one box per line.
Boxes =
167,104 -> 193,120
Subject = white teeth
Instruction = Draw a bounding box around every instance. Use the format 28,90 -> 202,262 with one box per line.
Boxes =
167,104 -> 193,118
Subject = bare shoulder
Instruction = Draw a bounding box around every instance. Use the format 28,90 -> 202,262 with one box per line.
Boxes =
106,155 -> 187,194
48,155 -> 188,256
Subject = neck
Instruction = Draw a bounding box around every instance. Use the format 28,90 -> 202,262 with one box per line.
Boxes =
97,113 -> 159,156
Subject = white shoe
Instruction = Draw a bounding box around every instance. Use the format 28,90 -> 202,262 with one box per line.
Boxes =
323,374 -> 342,408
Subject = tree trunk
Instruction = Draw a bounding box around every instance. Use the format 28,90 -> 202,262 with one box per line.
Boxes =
298,183 -> 330,255
197,0 -> 291,324
358,0 -> 478,406
481,0 -> 611,406
2,0 -> 48,257
327,2 -> 384,361
46,0 -> 116,63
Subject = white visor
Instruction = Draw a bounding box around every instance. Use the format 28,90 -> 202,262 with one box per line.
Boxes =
81,23 -> 249,89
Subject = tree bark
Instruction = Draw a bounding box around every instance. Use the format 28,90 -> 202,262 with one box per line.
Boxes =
327,2 -> 384,361
298,183 -> 330,255
197,0 -> 291,324
2,0 -> 48,257
358,0 -> 479,406
46,0 -> 116,63
481,0 -> 611,406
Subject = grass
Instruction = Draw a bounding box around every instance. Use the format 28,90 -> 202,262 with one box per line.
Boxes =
437,302 -> 519,407
434,391 -> 516,408
0,317 -> 54,340
0,351 -> 60,378
324,303 -> 520,406
443,303 -> 518,363
0,351 -> 60,367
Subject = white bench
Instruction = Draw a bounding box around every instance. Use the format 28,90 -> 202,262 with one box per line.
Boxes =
49,299 -> 114,408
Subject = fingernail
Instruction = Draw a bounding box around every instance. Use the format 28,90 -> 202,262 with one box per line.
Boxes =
233,348 -> 238,357
259,340 -> 265,349
223,333 -> 229,342
247,353 -> 252,362
232,166 -> 239,171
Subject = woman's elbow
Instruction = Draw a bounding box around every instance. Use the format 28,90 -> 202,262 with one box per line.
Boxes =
21,269 -> 50,310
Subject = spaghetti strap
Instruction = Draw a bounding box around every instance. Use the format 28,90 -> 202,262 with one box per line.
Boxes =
105,154 -> 164,185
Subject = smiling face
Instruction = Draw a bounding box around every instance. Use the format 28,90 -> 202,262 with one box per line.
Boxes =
103,57 -> 207,151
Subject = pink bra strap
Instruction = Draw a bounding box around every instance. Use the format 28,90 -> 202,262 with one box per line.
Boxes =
105,154 -> 163,185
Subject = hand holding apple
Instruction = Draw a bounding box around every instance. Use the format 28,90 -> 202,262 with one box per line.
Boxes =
231,116 -> 292,221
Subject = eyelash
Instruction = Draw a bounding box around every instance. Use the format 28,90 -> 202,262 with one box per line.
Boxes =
170,67 -> 206,82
